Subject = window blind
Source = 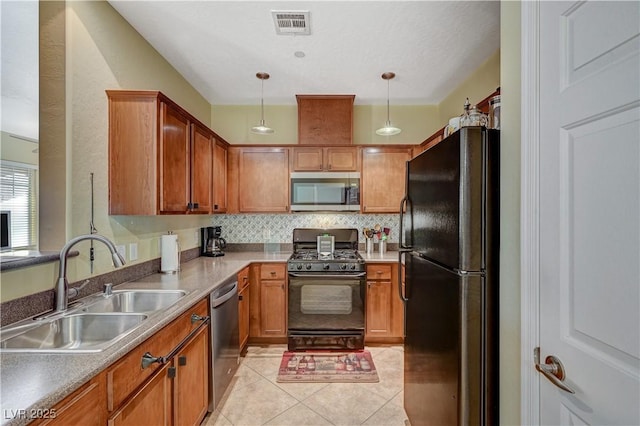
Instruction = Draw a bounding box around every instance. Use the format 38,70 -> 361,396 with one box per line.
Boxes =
0,161 -> 37,250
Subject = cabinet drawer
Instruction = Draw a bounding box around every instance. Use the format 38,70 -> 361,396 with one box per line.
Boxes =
106,298 -> 208,411
238,267 -> 250,290
366,264 -> 392,280
260,263 -> 286,280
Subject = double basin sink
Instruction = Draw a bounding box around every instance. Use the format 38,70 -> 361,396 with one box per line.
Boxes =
0,289 -> 187,353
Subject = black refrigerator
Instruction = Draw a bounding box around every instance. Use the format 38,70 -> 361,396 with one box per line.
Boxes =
399,127 -> 499,426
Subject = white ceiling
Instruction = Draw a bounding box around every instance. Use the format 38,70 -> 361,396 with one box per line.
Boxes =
0,1 -> 500,142
108,1 -> 501,106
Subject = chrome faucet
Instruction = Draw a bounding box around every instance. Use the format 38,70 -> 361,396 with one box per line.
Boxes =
55,234 -> 126,312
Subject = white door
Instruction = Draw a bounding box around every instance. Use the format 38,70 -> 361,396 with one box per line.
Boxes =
525,1 -> 640,425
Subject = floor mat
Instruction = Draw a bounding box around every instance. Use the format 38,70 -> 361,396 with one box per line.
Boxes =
276,350 -> 379,383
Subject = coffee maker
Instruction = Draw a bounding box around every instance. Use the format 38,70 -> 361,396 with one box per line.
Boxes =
201,226 -> 226,257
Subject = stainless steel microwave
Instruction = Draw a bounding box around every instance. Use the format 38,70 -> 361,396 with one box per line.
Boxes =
290,172 -> 360,211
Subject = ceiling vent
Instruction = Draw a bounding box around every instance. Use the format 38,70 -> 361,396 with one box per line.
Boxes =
272,11 -> 310,35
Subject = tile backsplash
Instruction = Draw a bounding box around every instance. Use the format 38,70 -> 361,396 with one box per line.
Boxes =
212,213 -> 400,244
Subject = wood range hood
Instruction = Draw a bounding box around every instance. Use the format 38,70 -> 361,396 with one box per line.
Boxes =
296,94 -> 355,145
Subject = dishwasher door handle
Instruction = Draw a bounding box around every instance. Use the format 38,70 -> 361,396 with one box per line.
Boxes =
211,281 -> 238,308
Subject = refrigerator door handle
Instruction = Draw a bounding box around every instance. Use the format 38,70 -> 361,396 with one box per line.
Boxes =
398,195 -> 412,250
398,189 -> 411,303
398,249 -> 410,303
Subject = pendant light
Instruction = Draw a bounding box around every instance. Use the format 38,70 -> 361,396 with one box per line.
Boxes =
251,72 -> 274,134
375,72 -> 401,136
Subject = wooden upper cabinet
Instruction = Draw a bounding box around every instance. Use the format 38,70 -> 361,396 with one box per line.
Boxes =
296,95 -> 355,145
292,146 -> 359,171
213,140 -> 228,213
361,147 -> 411,213
237,148 -> 289,212
189,123 -> 214,213
107,90 -> 223,215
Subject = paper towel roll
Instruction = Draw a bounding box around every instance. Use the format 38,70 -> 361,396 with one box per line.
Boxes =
160,233 -> 180,273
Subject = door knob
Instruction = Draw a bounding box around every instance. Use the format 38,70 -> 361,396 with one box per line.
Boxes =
534,347 -> 575,394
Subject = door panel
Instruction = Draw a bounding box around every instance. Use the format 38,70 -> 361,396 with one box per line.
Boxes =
191,123 -> 213,213
159,102 -> 190,213
404,254 -> 490,425
407,128 -> 489,271
538,2 -> 640,424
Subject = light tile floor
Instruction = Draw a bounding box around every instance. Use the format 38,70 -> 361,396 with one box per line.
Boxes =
203,345 -> 409,426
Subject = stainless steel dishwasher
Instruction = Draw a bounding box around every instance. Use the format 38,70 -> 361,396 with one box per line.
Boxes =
209,277 -> 240,411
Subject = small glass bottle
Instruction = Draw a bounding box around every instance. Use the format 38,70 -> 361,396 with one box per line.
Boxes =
459,97 -> 471,127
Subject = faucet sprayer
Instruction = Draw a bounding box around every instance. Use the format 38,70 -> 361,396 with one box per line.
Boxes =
55,234 -> 126,313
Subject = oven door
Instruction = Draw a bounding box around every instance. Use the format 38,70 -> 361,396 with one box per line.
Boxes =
288,272 -> 365,350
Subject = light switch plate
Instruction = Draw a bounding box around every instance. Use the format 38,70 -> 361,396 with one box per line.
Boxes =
129,243 -> 138,261
116,245 -> 126,260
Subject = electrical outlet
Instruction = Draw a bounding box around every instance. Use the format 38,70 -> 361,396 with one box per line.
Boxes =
116,245 -> 126,261
129,243 -> 138,261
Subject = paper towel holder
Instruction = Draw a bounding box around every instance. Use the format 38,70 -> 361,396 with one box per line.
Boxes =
160,231 -> 181,274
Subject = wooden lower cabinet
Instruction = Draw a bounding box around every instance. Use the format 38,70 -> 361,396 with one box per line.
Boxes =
106,298 -> 210,426
249,263 -> 287,341
260,280 -> 286,336
365,263 -> 404,343
32,374 -> 107,426
238,266 -> 251,352
173,325 -> 209,426
108,364 -> 173,426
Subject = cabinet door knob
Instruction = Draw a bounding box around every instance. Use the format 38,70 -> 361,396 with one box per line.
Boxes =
238,295 -> 243,301
178,355 -> 187,366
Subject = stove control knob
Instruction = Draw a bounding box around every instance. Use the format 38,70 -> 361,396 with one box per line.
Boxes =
350,264 -> 356,270
340,264 -> 347,270
297,264 -> 303,270
323,263 -> 330,270
306,264 -> 312,270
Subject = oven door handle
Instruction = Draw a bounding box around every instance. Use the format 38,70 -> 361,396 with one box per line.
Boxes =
288,272 -> 366,279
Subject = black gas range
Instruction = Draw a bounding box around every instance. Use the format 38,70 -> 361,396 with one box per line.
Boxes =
287,228 -> 365,274
287,228 -> 366,351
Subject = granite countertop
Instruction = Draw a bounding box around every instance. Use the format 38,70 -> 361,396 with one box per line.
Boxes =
0,250 -> 398,425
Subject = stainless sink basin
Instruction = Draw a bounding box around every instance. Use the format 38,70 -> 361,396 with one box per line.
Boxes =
0,313 -> 147,353
82,290 -> 187,313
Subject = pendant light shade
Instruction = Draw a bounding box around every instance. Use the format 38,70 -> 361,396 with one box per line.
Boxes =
251,72 -> 274,135
375,72 -> 401,136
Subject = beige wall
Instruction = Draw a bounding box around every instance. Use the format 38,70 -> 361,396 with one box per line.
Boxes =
1,1 -> 504,304
210,52 -> 500,146
1,1 -> 213,302
212,104 -> 441,146
499,2 -> 521,425
438,49 -> 501,125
